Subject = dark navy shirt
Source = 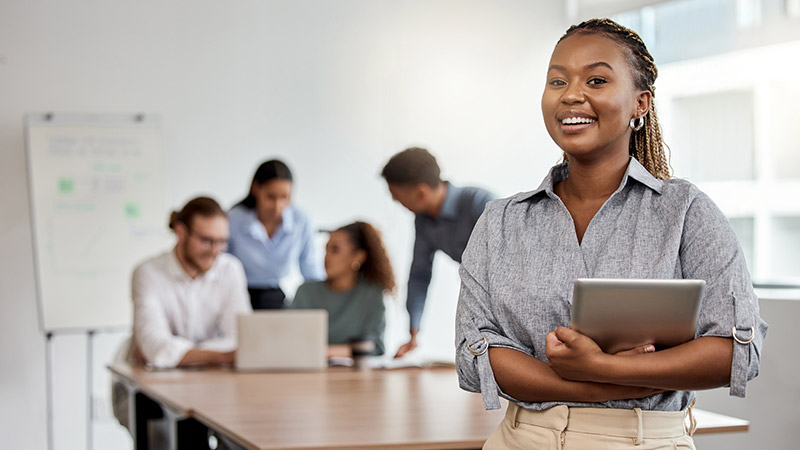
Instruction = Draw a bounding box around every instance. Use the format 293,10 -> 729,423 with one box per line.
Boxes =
407,182 -> 496,329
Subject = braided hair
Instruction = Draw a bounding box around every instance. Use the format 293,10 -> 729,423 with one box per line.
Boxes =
559,18 -> 671,180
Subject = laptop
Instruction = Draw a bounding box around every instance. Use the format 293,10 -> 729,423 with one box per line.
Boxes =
236,310 -> 328,371
570,278 -> 705,354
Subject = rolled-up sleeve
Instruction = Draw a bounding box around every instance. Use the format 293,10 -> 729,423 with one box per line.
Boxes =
680,190 -> 768,397
455,208 -> 528,410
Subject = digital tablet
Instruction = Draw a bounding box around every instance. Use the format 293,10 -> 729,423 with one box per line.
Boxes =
569,278 -> 705,354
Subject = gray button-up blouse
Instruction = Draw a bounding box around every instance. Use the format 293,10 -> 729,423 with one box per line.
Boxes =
455,157 -> 767,411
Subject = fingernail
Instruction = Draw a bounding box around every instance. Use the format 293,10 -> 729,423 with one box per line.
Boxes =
646,345 -> 655,353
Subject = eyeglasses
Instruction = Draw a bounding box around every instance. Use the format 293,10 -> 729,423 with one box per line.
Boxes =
188,228 -> 228,250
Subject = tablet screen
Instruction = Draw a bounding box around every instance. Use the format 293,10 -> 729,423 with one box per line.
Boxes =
569,278 -> 705,354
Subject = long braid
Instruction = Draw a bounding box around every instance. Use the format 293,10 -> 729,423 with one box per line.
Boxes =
560,18 -> 671,180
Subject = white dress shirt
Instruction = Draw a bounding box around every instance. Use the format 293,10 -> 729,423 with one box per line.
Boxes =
132,249 -> 252,368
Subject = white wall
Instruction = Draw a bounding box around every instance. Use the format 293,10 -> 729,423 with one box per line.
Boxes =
693,298 -> 800,450
0,1 -> 566,448
658,40 -> 800,285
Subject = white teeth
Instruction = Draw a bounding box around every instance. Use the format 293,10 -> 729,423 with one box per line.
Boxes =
562,117 -> 595,125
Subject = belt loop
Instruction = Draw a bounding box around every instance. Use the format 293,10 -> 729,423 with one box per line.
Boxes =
686,397 -> 698,436
514,403 -> 523,429
633,408 -> 643,446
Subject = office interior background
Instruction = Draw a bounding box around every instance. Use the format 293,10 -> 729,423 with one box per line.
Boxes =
1,0 -> 799,449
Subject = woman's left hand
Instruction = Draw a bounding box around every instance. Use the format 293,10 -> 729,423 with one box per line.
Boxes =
545,326 -> 606,381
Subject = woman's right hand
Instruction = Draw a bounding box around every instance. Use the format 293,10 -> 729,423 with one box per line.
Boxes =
327,344 -> 353,359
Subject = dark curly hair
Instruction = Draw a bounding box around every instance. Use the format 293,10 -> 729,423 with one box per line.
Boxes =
336,221 -> 395,293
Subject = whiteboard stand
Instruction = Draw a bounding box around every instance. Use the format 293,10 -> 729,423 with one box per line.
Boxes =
26,113 -> 168,450
87,329 -> 94,450
45,332 -> 54,450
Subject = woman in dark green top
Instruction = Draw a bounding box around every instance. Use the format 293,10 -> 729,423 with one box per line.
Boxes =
291,221 -> 395,356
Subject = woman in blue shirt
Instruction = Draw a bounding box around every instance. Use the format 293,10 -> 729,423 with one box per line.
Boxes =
228,159 -> 325,309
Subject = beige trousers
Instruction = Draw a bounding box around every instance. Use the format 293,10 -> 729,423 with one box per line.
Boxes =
484,403 -> 696,450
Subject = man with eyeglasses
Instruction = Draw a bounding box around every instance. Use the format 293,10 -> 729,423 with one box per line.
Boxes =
130,196 -> 251,368
112,196 -> 251,447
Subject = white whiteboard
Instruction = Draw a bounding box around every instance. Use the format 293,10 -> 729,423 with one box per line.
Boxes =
26,114 -> 170,332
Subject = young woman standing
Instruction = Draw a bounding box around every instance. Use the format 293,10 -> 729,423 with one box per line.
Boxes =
456,19 -> 767,449
228,159 -> 324,309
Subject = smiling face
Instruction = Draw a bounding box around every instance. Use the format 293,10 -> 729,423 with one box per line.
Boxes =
541,32 -> 651,162
175,214 -> 229,276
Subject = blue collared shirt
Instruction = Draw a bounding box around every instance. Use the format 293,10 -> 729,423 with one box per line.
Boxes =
227,204 -> 325,288
407,182 -> 496,330
456,158 -> 767,410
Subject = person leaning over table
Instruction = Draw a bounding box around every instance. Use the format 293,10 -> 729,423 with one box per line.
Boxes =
112,196 -> 251,442
381,147 -> 496,358
455,18 -> 767,450
227,159 -> 325,310
291,221 -> 395,358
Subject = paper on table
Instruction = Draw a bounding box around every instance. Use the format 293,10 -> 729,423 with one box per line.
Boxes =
371,356 -> 455,370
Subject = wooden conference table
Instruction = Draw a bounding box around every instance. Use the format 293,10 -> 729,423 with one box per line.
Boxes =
109,362 -> 749,450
